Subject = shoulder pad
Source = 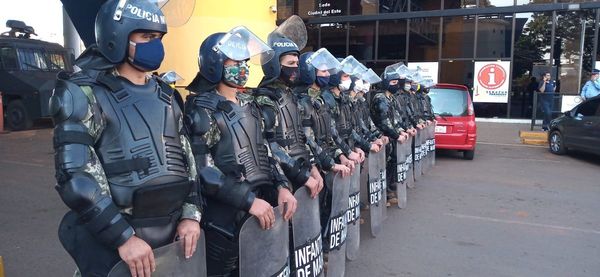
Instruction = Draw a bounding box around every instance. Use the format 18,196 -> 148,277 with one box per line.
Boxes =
190,92 -> 220,112
185,102 -> 212,137
320,90 -> 336,108
255,94 -> 277,108
49,79 -> 94,123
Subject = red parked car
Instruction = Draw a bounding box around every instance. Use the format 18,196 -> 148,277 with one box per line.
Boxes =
428,83 -> 477,160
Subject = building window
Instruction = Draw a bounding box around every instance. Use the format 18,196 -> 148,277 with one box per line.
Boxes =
277,0 -> 295,21
379,0 -> 409,13
320,23 -> 348,57
412,0 -> 441,11
408,17 -> 440,61
476,14 -> 513,59
441,15 -> 475,59
443,0 -> 477,9
378,20 -> 407,60
516,0 -> 554,5
555,10 -> 596,95
350,0 -> 378,15
479,0 -> 515,7
305,24 -> 320,53
349,22 -> 376,61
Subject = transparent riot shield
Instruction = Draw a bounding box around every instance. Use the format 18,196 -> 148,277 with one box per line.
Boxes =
379,144 -> 388,220
346,163 -> 361,261
325,173 -> 350,277
239,206 -> 290,277
413,131 -> 422,182
367,151 -> 383,237
420,128 -> 427,176
291,187 -> 324,277
395,141 -> 408,209
405,140 -> 415,189
108,235 -> 207,277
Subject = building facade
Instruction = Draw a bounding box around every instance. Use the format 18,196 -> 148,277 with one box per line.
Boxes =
277,0 -> 600,118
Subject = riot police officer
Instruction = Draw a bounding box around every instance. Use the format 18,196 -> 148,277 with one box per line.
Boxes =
253,24 -> 323,197
371,63 -> 410,203
51,1 -> 202,276
184,26 -> 297,276
321,56 -> 370,164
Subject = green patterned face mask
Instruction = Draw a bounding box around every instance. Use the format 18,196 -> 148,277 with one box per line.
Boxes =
223,61 -> 250,87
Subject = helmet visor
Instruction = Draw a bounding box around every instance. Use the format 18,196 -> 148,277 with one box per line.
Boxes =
383,62 -> 411,80
119,0 -> 195,27
160,70 -> 184,83
339,55 -> 364,76
361,68 -> 382,84
214,26 -> 275,65
306,48 -> 342,74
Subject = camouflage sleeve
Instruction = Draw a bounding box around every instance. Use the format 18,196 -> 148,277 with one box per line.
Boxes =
178,115 -> 202,222
298,98 -> 335,171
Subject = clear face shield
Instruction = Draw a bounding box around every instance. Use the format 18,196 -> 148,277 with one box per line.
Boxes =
360,68 -> 382,85
214,26 -> 275,65
383,62 -> 407,81
160,70 -> 184,84
339,55 -> 364,76
306,48 -> 342,74
118,0 -> 195,27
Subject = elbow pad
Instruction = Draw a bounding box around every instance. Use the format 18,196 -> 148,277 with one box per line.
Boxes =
198,167 -> 255,212
56,173 -> 133,248
280,157 -> 311,188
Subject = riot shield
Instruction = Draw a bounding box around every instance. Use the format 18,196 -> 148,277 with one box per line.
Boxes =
405,140 -> 415,189
325,173 -> 350,277
367,151 -> 383,237
239,206 -> 290,277
291,187 -> 324,277
413,131 -> 422,182
346,163 -> 361,261
420,128 -> 428,176
108,235 -> 207,277
379,144 -> 388,220
395,141 -> 408,209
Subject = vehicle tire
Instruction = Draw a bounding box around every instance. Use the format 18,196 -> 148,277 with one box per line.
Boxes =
6,99 -> 33,131
549,130 -> 567,155
463,150 -> 475,160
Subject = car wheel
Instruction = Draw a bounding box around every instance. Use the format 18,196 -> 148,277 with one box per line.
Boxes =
549,130 -> 567,155
6,99 -> 33,131
463,150 -> 475,160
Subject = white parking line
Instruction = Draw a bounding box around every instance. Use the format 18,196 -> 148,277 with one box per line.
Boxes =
446,213 -> 600,235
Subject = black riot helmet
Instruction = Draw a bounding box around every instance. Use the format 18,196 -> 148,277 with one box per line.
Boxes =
299,48 -> 341,86
197,32 -> 229,84
298,51 -> 316,86
262,33 -> 300,83
95,0 -> 168,64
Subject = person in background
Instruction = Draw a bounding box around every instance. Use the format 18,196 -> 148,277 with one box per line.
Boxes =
537,72 -> 556,131
580,69 -> 600,101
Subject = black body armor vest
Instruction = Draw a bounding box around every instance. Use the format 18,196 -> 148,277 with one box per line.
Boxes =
195,92 -> 272,187
93,75 -> 189,208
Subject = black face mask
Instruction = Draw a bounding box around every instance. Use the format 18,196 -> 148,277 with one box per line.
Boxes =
387,83 -> 400,94
280,65 -> 299,87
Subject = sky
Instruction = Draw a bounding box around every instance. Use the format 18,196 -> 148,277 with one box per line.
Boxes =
0,0 -> 65,45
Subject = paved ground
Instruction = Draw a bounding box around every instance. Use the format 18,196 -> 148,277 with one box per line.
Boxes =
1,122 -> 599,276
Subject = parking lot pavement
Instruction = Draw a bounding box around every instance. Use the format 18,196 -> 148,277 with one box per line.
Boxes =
1,123 -> 599,277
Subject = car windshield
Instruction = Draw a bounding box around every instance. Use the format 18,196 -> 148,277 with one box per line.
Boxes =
429,88 -> 468,116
